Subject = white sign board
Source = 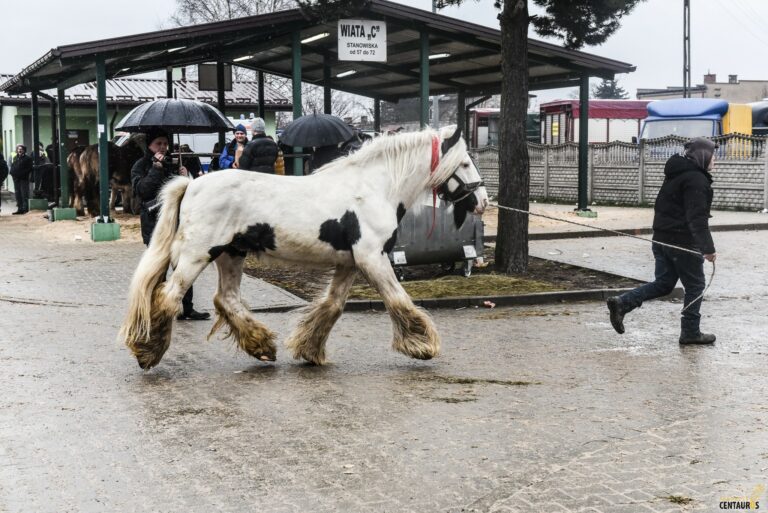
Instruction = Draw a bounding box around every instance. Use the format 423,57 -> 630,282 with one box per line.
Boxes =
337,19 -> 387,62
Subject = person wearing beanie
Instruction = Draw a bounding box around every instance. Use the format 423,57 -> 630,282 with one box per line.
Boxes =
218,123 -> 248,169
238,117 -> 278,174
607,137 -> 718,345
131,128 -> 210,322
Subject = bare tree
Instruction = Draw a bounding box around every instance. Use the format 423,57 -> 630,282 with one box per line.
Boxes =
171,0 -> 370,125
171,0 -> 297,24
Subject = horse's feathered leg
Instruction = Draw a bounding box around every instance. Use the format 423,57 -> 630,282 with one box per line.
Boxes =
285,265 -> 356,365
209,253 -> 277,362
358,254 -> 440,360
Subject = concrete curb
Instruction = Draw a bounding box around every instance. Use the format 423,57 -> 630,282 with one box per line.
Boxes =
485,222 -> 768,242
257,287 -> 681,313
250,286 -> 685,313
250,303 -> 307,313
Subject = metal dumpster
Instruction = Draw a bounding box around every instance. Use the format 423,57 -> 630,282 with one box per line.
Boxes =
387,198 -> 484,279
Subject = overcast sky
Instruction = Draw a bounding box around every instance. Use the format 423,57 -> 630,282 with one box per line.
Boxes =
3,0 -> 768,107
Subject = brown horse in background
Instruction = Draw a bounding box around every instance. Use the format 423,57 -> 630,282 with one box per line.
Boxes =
67,135 -> 144,216
67,146 -> 89,216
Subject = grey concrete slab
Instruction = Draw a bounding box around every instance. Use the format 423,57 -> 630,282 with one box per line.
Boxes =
0,212 -> 766,513
531,230 -> 768,297
0,229 -> 306,311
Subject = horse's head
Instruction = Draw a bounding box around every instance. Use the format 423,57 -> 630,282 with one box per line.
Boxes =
435,126 -> 489,219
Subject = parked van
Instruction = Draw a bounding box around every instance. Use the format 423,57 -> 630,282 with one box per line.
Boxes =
640,98 -> 752,139
749,100 -> 768,136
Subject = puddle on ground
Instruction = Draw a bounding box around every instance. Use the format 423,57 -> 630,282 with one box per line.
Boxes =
409,374 -> 540,386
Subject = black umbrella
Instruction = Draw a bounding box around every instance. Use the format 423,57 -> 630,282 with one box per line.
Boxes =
114,98 -> 235,133
280,113 -> 356,147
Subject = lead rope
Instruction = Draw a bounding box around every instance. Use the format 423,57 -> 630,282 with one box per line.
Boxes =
489,202 -> 715,313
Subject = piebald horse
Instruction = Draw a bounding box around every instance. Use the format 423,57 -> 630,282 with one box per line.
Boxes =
119,126 -> 488,369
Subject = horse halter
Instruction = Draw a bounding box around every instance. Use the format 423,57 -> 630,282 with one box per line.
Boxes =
437,152 -> 484,203
437,170 -> 484,203
431,129 -> 483,204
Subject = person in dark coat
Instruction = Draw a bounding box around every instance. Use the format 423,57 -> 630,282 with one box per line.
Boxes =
177,143 -> 203,178
309,144 -> 343,172
209,142 -> 221,171
607,137 -> 718,345
10,144 -> 33,214
131,128 -> 210,321
0,152 -> 8,213
238,117 -> 278,174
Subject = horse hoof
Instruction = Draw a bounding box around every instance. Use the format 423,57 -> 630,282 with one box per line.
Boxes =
258,354 -> 276,362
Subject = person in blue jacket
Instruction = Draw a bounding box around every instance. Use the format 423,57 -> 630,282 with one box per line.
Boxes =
218,124 -> 248,169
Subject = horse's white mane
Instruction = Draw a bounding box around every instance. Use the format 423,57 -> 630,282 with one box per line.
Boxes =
341,127 -> 468,194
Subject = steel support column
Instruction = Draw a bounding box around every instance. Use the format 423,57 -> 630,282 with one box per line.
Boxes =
577,74 -> 590,211
457,91 -> 466,141
31,90 -> 40,165
57,89 -> 69,207
419,31 -> 429,129
323,55 -> 332,115
683,0 -> 691,98
217,62 -> 226,149
96,57 -> 110,221
373,98 -> 381,134
258,71 -> 266,119
292,31 -> 303,175
166,67 -> 174,98
41,92 -> 59,205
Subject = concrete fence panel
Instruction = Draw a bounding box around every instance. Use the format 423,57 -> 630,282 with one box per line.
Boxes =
472,133 -> 768,210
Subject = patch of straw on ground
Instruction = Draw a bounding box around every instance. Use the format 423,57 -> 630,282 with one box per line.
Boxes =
348,273 -> 558,300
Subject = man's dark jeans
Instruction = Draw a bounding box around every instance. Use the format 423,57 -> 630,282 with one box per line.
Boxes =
12,176 -> 29,212
618,244 -> 706,336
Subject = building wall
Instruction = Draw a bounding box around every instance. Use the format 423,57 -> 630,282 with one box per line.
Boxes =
638,80 -> 768,103
704,81 -> 768,103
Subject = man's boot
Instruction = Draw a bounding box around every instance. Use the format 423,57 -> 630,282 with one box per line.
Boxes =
679,332 -> 716,345
177,309 -> 211,321
606,296 -> 628,334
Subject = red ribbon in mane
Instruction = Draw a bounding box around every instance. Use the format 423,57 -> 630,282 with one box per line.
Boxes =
427,135 -> 440,238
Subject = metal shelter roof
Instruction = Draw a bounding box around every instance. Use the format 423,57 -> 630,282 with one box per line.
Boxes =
0,74 -> 290,109
0,0 -> 635,102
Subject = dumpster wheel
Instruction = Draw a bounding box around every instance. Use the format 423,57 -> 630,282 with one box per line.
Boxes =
440,262 -> 456,273
463,260 -> 473,278
394,267 -> 406,282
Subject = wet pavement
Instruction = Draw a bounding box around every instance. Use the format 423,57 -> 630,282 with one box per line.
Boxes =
1,199 -> 767,512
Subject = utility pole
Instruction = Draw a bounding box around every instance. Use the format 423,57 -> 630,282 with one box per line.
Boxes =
683,0 -> 691,98
431,0 -> 438,128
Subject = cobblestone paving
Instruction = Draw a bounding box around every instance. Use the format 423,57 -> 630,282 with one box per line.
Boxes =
0,218 -> 766,512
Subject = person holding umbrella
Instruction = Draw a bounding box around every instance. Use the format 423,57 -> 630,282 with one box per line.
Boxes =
131,127 -> 210,321
280,113 -> 356,174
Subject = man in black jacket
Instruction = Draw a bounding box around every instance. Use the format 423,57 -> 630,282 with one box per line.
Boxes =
0,152 -> 8,213
238,118 -> 278,173
607,138 -> 717,345
10,145 -> 33,214
131,128 -> 210,321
